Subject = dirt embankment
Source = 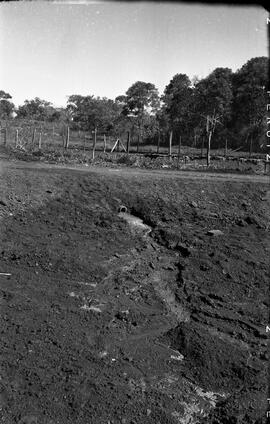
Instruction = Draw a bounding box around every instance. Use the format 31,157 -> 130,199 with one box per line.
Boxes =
0,159 -> 269,424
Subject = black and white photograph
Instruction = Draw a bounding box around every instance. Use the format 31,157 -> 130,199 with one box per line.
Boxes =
0,1 -> 269,423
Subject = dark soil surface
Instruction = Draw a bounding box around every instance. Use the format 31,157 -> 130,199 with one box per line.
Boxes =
0,156 -> 269,424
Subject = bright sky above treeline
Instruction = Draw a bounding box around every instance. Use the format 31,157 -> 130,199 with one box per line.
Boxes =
0,2 -> 268,107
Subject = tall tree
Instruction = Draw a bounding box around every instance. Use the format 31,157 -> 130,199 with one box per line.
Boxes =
118,81 -> 160,144
162,73 -> 193,141
193,68 -> 233,163
232,56 -> 268,150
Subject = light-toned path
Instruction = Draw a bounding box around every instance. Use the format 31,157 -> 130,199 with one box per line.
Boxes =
1,156 -> 269,184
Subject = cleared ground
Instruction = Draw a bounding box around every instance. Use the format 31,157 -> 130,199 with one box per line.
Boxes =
0,157 -> 269,424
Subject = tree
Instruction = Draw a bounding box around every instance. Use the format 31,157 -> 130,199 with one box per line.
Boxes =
0,90 -> 15,120
162,73 -> 193,145
193,68 -> 233,164
124,81 -> 160,116
117,81 -> 160,144
66,95 -> 121,133
17,97 -> 53,121
232,57 -> 268,150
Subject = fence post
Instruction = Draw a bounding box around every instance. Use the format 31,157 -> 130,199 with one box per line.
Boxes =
3,128 -> 7,146
32,128 -> 36,145
169,130 -> 173,159
206,131 -> 212,167
38,131 -> 42,149
157,132 -> 160,154
15,129 -> 19,147
126,131 -> 130,154
52,125 -> 55,141
249,136 -> 253,158
177,135 -> 181,168
92,127 -> 97,159
103,134 -> 107,153
65,126 -> 70,149
83,134 -> 86,152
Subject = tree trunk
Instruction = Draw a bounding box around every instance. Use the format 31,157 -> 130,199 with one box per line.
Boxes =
207,131 -> 212,166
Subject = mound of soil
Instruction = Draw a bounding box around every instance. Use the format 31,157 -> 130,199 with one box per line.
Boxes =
159,322 -> 261,392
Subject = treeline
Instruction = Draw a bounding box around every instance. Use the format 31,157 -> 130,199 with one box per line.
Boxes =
0,56 -> 268,152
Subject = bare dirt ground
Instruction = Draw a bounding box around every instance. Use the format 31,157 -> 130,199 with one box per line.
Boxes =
0,153 -> 269,424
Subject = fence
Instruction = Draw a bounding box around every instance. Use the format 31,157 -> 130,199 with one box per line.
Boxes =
0,121 -> 269,170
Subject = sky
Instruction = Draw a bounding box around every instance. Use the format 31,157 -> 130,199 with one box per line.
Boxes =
0,1 -> 268,108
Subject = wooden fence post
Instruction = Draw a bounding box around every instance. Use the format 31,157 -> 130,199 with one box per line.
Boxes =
32,128 -> 36,145
177,135 -> 181,168
206,115 -> 212,167
249,136 -> 253,158
169,130 -> 173,159
126,131 -> 130,154
92,127 -> 97,159
3,128 -> 7,146
206,131 -> 212,166
137,135 -> 140,154
103,134 -> 107,153
201,136 -> 204,159
15,129 -> 19,147
38,131 -> 42,149
157,132 -> 160,154
65,126 -> 70,149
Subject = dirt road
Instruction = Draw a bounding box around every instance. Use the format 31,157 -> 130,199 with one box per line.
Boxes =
0,157 -> 269,424
1,155 -> 270,183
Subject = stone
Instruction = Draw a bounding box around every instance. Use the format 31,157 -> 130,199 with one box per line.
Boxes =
207,230 -> 224,236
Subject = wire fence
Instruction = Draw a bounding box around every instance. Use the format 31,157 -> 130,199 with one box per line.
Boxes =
0,120 -> 269,173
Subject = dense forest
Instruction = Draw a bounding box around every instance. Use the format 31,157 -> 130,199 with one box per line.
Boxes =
0,56 -> 268,152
